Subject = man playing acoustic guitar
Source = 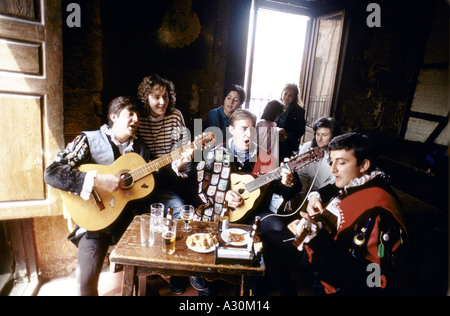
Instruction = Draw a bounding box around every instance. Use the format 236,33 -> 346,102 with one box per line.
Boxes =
294,133 -> 408,295
175,109 -> 303,295
44,96 -> 188,295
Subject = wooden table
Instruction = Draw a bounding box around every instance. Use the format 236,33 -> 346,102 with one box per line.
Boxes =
110,216 -> 265,296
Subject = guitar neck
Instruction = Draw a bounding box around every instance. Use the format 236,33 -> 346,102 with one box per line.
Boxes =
244,147 -> 324,193
245,166 -> 287,193
130,144 -> 190,181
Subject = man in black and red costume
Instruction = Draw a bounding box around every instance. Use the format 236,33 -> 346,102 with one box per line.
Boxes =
295,132 -> 408,295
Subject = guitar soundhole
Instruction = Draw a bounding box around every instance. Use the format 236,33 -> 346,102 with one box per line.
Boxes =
120,172 -> 134,190
238,188 -> 245,195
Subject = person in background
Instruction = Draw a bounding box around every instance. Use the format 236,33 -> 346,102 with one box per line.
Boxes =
204,84 -> 246,144
294,133 -> 408,295
257,100 -> 285,214
278,83 -> 306,160
256,99 -> 284,166
137,74 -> 196,218
297,116 -> 341,199
44,96 -> 155,296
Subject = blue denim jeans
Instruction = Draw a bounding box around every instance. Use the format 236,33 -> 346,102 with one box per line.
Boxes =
152,190 -> 185,219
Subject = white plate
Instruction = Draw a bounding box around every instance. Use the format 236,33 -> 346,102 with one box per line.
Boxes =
221,228 -> 250,246
186,233 -> 217,253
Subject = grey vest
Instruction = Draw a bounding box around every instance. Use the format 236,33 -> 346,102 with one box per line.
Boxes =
83,130 -> 115,165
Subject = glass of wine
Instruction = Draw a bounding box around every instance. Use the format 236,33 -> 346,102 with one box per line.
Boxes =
180,205 -> 195,232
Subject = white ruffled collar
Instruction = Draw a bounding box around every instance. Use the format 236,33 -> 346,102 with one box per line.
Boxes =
343,170 -> 385,193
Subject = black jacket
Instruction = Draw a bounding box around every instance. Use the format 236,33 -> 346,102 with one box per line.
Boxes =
306,174 -> 408,295
277,103 -> 306,159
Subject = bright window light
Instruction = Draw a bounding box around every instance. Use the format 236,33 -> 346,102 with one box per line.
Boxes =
247,9 -> 309,118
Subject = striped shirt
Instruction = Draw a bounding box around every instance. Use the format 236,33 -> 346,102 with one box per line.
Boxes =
138,108 -> 189,158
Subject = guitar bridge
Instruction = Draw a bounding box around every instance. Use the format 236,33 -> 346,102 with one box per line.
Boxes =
92,188 -> 105,211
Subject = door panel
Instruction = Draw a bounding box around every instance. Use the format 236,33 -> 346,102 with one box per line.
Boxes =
0,0 -> 41,22
0,95 -> 44,202
0,0 -> 64,219
0,38 -> 43,75
304,11 -> 346,126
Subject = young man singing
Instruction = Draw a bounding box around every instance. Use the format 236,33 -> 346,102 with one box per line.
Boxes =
176,109 -> 302,295
44,96 -> 155,296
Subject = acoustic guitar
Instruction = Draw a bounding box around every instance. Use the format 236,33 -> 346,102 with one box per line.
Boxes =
229,147 -> 324,222
61,132 -> 215,231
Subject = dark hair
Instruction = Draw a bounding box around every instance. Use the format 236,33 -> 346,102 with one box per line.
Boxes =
107,96 -> 145,127
261,100 -> 284,122
329,132 -> 377,172
229,109 -> 256,127
225,84 -> 246,106
311,116 -> 341,147
137,74 -> 176,116
281,83 -> 300,106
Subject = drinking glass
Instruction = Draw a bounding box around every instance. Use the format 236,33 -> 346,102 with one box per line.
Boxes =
179,205 -> 194,232
140,213 -> 154,247
150,203 -> 164,233
162,219 -> 177,255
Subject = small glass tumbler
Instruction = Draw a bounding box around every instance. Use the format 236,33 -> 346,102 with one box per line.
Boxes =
140,213 -> 154,247
150,203 -> 164,233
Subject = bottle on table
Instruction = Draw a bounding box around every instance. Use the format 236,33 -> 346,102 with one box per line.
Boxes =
249,216 -> 262,261
166,207 -> 174,220
218,201 -> 230,232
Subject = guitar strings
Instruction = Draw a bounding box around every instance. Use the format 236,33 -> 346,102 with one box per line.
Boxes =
90,145 -> 185,197
260,157 -> 323,222
88,133 -> 215,199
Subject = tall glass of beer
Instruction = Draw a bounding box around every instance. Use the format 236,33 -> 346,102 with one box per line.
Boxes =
162,219 -> 177,255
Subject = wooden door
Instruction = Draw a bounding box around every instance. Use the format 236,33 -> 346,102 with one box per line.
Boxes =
303,10 -> 346,127
0,0 -> 64,220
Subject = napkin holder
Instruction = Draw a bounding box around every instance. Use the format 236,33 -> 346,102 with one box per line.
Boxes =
214,246 -> 254,265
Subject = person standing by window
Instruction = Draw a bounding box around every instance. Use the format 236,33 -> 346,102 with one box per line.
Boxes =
278,83 -> 306,160
256,99 -> 284,171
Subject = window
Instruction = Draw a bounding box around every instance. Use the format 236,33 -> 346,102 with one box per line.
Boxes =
244,5 -> 310,119
245,0 -> 346,137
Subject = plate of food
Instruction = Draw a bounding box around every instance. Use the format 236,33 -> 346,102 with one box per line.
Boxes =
186,233 -> 218,253
221,228 -> 250,246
